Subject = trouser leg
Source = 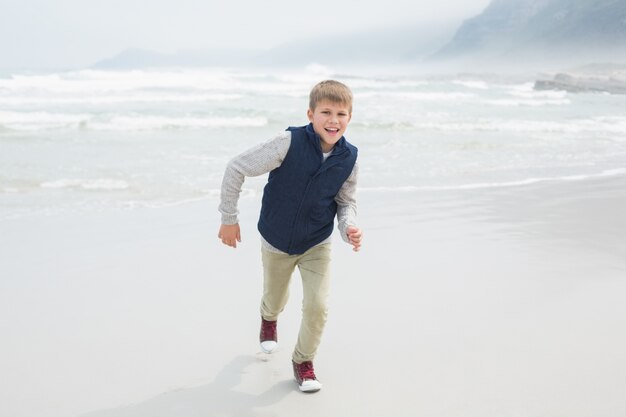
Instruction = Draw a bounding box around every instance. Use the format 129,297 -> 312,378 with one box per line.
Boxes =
292,244 -> 332,364
260,248 -> 297,321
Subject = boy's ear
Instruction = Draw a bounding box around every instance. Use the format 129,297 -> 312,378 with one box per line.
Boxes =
307,108 -> 313,122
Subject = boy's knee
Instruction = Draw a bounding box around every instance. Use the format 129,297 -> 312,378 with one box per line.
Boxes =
302,299 -> 329,323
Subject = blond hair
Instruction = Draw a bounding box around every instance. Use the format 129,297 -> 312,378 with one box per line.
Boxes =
309,80 -> 353,113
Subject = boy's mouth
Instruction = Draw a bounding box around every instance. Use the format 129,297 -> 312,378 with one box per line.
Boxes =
325,128 -> 339,134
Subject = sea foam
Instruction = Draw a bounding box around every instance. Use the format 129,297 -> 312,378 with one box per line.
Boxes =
0,112 -> 268,131
40,179 -> 130,190
360,168 -> 626,193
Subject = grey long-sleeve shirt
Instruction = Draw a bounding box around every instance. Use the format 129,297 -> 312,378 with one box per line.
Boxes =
218,130 -> 359,253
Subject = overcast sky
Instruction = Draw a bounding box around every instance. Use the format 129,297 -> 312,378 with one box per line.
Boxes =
0,0 -> 491,69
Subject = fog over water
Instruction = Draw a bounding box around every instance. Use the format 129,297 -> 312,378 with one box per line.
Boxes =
0,0 -> 491,69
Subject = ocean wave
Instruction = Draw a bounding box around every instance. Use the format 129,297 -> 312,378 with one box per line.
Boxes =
507,82 -> 536,93
93,115 -> 268,131
341,77 -> 430,90
0,111 -> 92,131
0,69 -> 234,93
0,111 -> 268,131
0,69 -> 307,101
360,168 -> 626,193
509,88 -> 568,100
353,117 -> 626,134
1,68 -> 436,98
482,98 -> 571,107
592,116 -> 626,136
40,179 -> 130,190
0,93 -> 243,106
451,80 -> 489,90
356,91 -> 475,101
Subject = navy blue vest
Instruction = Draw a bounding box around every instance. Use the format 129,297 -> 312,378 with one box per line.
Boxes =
258,124 -> 358,255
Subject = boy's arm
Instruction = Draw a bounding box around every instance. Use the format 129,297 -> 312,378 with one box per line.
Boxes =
335,162 -> 362,251
218,131 -> 291,247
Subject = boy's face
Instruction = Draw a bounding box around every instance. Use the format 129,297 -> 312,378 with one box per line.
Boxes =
307,100 -> 352,153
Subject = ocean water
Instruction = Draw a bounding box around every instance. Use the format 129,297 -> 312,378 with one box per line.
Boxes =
1,65 -> 626,219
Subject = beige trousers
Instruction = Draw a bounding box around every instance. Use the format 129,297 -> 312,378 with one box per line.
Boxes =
260,243 -> 332,364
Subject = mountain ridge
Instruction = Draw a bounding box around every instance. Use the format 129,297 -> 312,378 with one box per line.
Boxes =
434,0 -> 626,67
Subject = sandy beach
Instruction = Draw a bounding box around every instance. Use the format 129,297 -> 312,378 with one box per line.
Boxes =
1,173 -> 625,417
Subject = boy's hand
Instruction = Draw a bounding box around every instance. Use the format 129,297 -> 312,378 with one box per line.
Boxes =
218,223 -> 241,248
346,226 -> 362,252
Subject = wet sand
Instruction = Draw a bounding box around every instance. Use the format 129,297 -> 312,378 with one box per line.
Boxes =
1,175 -> 625,417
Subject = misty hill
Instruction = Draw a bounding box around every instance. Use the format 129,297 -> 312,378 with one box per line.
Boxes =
92,22 -> 458,69
255,22 -> 458,67
434,0 -> 626,67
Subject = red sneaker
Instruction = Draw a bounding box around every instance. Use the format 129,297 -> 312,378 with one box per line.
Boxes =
292,360 -> 322,392
259,318 -> 277,353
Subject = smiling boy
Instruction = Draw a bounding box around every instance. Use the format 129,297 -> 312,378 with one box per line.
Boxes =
218,80 -> 362,392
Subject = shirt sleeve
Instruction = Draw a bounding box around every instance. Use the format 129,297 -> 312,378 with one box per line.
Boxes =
335,161 -> 359,243
218,131 -> 291,224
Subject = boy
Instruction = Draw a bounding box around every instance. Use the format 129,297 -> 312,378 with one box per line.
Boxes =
218,80 -> 362,393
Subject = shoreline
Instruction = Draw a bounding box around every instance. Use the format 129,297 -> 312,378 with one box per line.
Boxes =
4,166 -> 626,223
